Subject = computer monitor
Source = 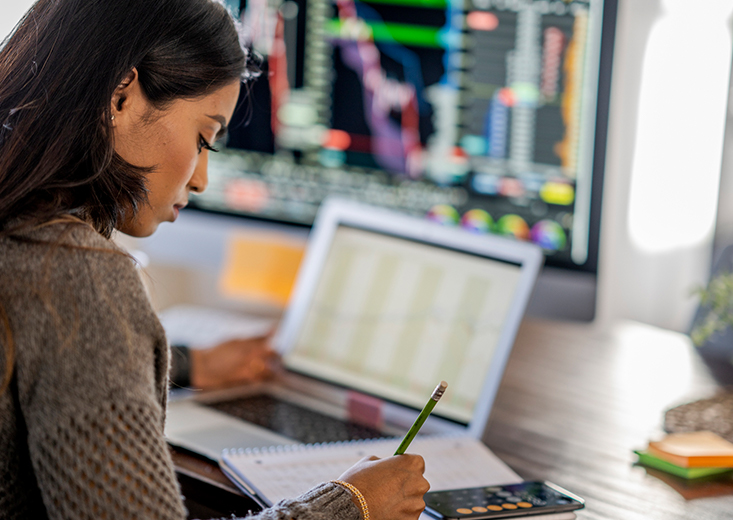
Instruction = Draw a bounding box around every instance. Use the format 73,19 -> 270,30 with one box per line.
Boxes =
190,0 -> 617,320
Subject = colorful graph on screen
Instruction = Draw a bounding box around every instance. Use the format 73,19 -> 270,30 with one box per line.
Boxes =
197,0 -> 605,266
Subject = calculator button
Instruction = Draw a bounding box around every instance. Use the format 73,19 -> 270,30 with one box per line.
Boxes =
496,491 -> 511,497
457,508 -> 473,515
502,504 -> 518,510
472,507 -> 488,513
506,496 -> 520,503
487,505 -> 503,511
484,487 -> 500,493
517,502 -> 533,508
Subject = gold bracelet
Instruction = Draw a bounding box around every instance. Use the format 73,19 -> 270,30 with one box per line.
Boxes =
330,479 -> 370,520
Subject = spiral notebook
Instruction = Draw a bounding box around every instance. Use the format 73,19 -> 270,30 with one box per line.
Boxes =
220,436 -> 521,507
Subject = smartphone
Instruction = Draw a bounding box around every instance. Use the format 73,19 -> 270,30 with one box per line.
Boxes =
423,481 -> 585,519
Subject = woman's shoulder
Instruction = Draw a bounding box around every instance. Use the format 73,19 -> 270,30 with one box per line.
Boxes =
0,218 -> 146,307
1,218 -> 130,269
5,217 -> 120,249
1,217 -> 165,372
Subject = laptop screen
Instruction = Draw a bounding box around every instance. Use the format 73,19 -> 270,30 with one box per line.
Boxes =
284,224 -> 523,424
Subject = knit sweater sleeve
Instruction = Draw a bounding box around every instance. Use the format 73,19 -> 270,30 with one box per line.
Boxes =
251,483 -> 360,520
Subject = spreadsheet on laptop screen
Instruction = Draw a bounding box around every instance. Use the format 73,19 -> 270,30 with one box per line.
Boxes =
285,225 -> 523,423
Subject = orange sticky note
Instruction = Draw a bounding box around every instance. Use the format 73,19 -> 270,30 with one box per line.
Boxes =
648,431 -> 733,468
219,233 -> 305,306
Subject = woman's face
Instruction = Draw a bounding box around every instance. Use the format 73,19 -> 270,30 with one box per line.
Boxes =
112,74 -> 240,237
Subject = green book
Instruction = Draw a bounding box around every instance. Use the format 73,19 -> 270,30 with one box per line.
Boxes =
634,450 -> 733,479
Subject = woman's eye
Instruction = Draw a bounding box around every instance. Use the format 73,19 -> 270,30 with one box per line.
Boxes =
198,135 -> 219,154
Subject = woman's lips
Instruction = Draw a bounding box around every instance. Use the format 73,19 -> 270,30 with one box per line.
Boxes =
173,203 -> 186,219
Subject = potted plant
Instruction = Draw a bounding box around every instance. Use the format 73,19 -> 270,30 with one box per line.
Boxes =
664,268 -> 733,442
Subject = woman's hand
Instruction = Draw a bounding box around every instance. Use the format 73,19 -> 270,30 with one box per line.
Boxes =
338,454 -> 430,520
189,335 -> 279,390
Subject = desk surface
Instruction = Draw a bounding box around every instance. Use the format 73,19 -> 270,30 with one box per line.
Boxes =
174,319 -> 733,519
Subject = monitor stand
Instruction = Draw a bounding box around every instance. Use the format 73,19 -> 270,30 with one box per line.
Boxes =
526,267 -> 597,322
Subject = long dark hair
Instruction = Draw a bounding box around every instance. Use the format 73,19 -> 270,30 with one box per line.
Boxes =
0,0 -> 258,393
0,0 -> 254,237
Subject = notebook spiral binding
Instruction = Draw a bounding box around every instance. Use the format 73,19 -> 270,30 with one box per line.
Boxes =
222,436 -> 408,457
221,433 -> 468,458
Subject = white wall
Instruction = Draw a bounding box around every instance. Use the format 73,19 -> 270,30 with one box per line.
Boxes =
0,0 -> 35,44
715,74 -> 733,246
598,0 -> 733,331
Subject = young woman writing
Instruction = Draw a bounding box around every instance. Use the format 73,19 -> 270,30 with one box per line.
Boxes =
0,0 -> 430,518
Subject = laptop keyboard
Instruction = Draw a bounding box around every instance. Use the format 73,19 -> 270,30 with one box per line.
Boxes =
206,394 -> 386,444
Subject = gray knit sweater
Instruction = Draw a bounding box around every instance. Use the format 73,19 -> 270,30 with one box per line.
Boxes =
0,221 -> 359,520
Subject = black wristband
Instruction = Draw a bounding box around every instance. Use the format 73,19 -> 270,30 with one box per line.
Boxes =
170,345 -> 192,388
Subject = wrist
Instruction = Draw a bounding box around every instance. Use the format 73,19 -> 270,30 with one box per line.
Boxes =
188,347 -> 207,388
330,480 -> 370,520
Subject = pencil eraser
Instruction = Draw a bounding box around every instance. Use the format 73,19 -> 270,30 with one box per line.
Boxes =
432,381 -> 448,400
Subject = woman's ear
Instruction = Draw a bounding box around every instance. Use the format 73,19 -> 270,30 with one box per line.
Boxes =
111,68 -> 149,156
110,68 -> 141,123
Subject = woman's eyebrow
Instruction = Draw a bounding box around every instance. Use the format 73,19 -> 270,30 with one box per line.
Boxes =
206,114 -> 227,140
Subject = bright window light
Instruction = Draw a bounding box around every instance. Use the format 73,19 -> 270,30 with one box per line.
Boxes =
628,0 -> 733,253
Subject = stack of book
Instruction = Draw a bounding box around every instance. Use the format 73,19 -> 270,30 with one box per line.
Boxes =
635,431 -> 733,479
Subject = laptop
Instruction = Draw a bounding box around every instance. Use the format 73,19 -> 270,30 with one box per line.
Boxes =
165,198 -> 544,461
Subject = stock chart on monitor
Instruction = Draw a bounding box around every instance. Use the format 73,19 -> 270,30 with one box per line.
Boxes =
194,0 -> 612,269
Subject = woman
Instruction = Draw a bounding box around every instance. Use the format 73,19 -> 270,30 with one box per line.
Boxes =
0,0 -> 430,518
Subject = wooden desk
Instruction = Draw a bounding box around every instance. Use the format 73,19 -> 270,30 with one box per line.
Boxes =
175,319 -> 733,519
485,319 -> 733,519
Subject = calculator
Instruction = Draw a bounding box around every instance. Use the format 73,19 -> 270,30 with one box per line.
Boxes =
423,481 -> 584,519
